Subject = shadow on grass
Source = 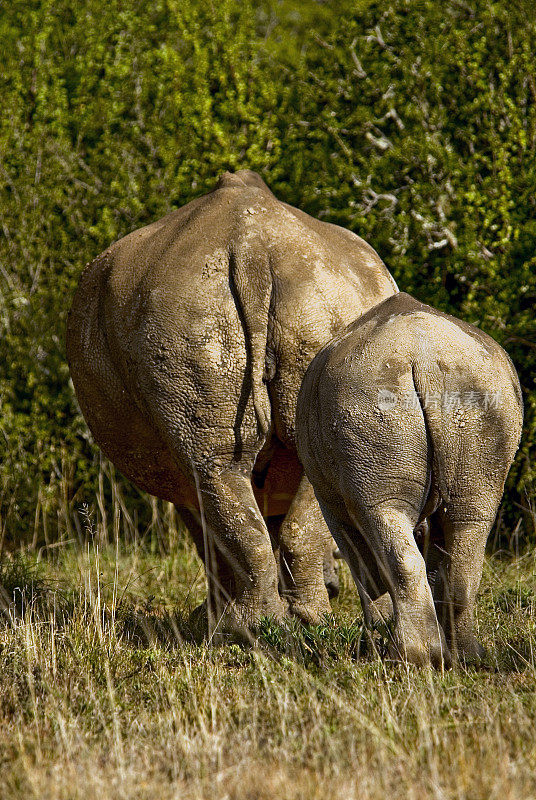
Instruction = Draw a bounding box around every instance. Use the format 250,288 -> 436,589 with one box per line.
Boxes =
116,602 -> 198,648
107,604 -> 371,667
490,636 -> 536,674
0,554 -> 71,621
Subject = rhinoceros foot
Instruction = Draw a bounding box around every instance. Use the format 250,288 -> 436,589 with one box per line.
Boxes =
284,594 -> 332,626
448,632 -> 486,666
388,608 -> 452,670
188,594 -> 289,643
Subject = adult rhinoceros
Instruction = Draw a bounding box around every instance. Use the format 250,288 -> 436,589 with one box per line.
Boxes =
66,169 -> 397,635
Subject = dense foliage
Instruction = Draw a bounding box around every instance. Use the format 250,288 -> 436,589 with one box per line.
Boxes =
1,0 -> 534,545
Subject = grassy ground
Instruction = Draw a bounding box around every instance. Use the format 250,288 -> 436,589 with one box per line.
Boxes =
1,531 -> 536,800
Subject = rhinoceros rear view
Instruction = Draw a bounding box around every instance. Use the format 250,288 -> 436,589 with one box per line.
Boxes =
296,292 -> 523,666
67,169 -> 397,635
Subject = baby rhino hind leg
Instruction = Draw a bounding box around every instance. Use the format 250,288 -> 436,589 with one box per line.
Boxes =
431,405 -> 522,664
433,512 -> 490,663
355,504 -> 450,668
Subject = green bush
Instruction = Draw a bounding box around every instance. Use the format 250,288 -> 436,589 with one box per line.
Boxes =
280,0 -> 536,531
0,0 -> 534,545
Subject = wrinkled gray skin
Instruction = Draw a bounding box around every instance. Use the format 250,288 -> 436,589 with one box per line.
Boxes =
296,293 -> 523,667
66,170 -> 397,636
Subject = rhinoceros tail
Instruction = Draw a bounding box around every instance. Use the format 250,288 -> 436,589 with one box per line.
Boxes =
411,362 -> 454,507
229,238 -> 273,438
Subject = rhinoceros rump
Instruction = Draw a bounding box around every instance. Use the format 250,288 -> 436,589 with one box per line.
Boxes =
296,292 -> 523,666
67,170 -> 397,636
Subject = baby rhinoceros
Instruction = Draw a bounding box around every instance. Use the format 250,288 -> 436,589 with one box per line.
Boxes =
296,292 -> 523,668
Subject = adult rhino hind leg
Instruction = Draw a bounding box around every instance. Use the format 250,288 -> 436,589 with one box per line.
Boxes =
188,468 -> 287,638
277,477 -> 332,624
322,541 -> 340,600
177,506 -> 240,632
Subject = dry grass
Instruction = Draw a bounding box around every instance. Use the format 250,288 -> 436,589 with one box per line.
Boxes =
1,520 -> 536,800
